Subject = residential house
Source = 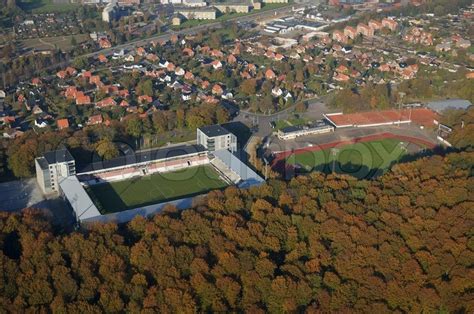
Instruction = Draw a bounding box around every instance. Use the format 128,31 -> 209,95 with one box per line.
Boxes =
265,69 -> 276,80
184,71 -> 195,81
175,67 -> 185,76
96,97 -> 117,108
183,47 -> 195,57
57,118 -> 69,130
31,78 -> 42,86
166,62 -> 176,72
382,18 -> 398,31
98,38 -> 112,48
212,84 -> 224,96
344,26 -> 357,39
98,54 -> 108,63
227,54 -> 237,64
76,95 -> 91,105
136,47 -> 146,56
357,23 -> 374,37
211,60 -> 223,70
138,95 -> 153,104
274,53 -> 285,61
87,114 -> 103,125
332,30 -> 348,44
368,20 -> 383,31
334,73 -> 350,82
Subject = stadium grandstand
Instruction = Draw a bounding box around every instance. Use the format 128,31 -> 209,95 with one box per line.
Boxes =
38,128 -> 264,225
324,108 -> 438,128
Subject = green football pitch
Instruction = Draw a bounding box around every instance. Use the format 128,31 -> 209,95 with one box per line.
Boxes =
87,165 -> 228,214
286,139 -> 410,179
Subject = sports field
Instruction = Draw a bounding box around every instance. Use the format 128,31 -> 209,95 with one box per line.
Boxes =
87,165 -> 228,214
286,139 -> 410,179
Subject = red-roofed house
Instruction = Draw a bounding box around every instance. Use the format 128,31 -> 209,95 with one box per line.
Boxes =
357,23 -> 374,37
265,69 -> 276,80
98,38 -> 112,48
212,84 -> 224,96
136,47 -> 146,56
227,54 -> 237,64
210,49 -> 224,58
87,114 -> 103,125
184,71 -> 195,81
66,67 -> 77,76
332,30 -> 348,43
138,95 -> 153,104
57,118 -> 69,130
81,71 -> 92,78
334,73 -> 350,82
201,80 -> 210,89
76,95 -> 91,105
368,20 -> 383,31
96,97 -> 117,108
31,78 -> 42,86
118,89 -> 130,98
120,100 -> 130,107
183,47 -> 195,57
89,75 -> 102,86
56,70 -> 67,79
274,53 -> 285,61
336,65 -> 349,73
166,62 -> 176,72
98,54 -> 108,63
344,26 -> 357,39
65,86 -> 78,99
382,18 -> 398,31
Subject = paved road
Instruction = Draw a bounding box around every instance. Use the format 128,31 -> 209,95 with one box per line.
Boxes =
233,96 -> 332,138
85,4 -> 304,58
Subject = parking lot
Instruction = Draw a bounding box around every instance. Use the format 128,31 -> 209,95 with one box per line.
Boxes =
0,179 -> 75,228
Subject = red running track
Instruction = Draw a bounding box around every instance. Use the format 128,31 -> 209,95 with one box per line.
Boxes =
271,132 -> 436,170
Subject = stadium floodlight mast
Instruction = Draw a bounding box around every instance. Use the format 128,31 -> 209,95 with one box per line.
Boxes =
398,92 -> 406,127
331,148 -> 339,173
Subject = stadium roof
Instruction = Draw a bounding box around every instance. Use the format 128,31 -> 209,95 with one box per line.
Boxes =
198,125 -> 231,138
213,150 -> 264,188
43,148 -> 74,164
426,99 -> 472,113
58,176 -> 101,221
76,144 -> 207,174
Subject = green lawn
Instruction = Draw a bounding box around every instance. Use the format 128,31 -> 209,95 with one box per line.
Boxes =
286,139 -> 410,179
87,165 -> 228,213
19,0 -> 79,13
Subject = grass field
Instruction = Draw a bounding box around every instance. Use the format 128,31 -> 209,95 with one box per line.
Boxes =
19,34 -> 89,52
18,0 -> 79,13
286,139 -> 411,179
87,165 -> 228,214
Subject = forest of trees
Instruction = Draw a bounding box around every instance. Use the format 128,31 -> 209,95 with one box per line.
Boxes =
0,149 -> 472,312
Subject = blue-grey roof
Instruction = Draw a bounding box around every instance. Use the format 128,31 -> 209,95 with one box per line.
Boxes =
58,176 -> 101,221
426,99 -> 472,113
213,149 -> 265,188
